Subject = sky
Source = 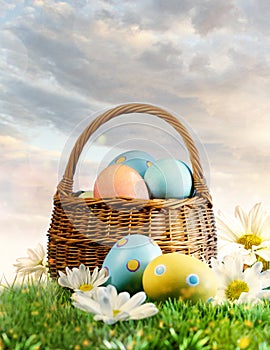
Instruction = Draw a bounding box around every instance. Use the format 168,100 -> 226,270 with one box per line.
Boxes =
1,0 -> 270,282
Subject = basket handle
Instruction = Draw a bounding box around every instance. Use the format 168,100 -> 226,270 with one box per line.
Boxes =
57,103 -> 211,203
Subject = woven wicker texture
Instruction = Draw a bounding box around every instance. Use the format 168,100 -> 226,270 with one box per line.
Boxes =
47,103 -> 217,278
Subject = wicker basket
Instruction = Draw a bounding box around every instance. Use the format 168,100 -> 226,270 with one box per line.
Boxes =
47,103 -> 217,278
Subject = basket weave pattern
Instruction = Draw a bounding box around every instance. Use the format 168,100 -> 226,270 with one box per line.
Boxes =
47,103 -> 217,278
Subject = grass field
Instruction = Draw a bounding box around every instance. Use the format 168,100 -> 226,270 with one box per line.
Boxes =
1,281 -> 270,350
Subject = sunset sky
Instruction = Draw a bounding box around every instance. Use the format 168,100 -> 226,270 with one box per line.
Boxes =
1,0 -> 270,282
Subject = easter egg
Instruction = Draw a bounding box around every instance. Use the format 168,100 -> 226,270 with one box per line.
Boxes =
142,253 -> 217,302
102,234 -> 162,294
109,150 -> 155,177
144,158 -> 193,199
93,164 -> 149,199
78,191 -> 94,198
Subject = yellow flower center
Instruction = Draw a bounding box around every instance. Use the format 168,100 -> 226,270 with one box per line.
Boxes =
237,234 -> 262,250
225,280 -> 249,301
113,309 -> 121,317
79,284 -> 93,292
37,259 -> 45,267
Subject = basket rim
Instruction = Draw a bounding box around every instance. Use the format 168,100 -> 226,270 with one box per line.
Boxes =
56,102 -> 212,205
55,188 -> 211,210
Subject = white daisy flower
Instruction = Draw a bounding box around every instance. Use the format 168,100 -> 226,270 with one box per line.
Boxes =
211,254 -> 270,305
216,203 -> 270,268
14,243 -> 48,280
58,264 -> 109,293
71,284 -> 158,324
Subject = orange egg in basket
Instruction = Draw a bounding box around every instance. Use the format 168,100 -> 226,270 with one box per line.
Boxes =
93,164 -> 149,199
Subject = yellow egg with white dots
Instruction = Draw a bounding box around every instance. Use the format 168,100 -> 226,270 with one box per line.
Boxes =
142,253 -> 217,303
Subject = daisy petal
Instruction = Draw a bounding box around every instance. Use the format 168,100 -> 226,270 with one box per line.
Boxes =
72,293 -> 101,314
217,203 -> 270,271
114,311 -> 130,322
255,248 -> 270,262
249,203 -> 263,234
14,244 -> 47,280
27,248 -> 39,261
259,215 -> 270,238
121,292 -> 146,313
58,264 -> 108,292
237,292 -> 261,305
71,285 -> 158,324
114,292 -> 130,310
129,303 -> 158,320
223,255 -> 243,280
212,253 -> 270,304
216,213 -> 239,241
243,262 -> 263,291
94,315 -> 116,325
235,205 -> 248,232
259,269 -> 270,289
256,290 -> 270,300
106,285 -> 118,302
97,288 -> 113,317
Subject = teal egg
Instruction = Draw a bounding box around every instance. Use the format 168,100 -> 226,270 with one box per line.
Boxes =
109,150 -> 155,177
102,234 -> 162,294
144,158 -> 194,199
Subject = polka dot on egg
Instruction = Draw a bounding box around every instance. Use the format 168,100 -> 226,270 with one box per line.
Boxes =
116,156 -> 126,164
154,264 -> 166,276
116,238 -> 128,247
146,161 -> 153,167
103,266 -> 109,276
126,259 -> 140,272
186,273 -> 200,286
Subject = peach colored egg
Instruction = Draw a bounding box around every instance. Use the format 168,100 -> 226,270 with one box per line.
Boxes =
93,164 -> 149,199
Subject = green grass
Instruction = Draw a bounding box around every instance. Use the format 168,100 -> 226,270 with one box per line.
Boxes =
1,281 -> 270,350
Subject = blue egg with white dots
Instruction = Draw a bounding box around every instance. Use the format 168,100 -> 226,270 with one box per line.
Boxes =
102,234 -> 162,294
142,253 -> 218,302
109,150 -> 155,177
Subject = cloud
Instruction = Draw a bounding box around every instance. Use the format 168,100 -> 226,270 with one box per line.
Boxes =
191,0 -> 242,35
1,135 -> 58,212
1,0 -> 267,130
0,1 -> 268,148
1,0 -> 268,179
1,0 -> 270,280
239,0 -> 270,35
0,133 -> 55,279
